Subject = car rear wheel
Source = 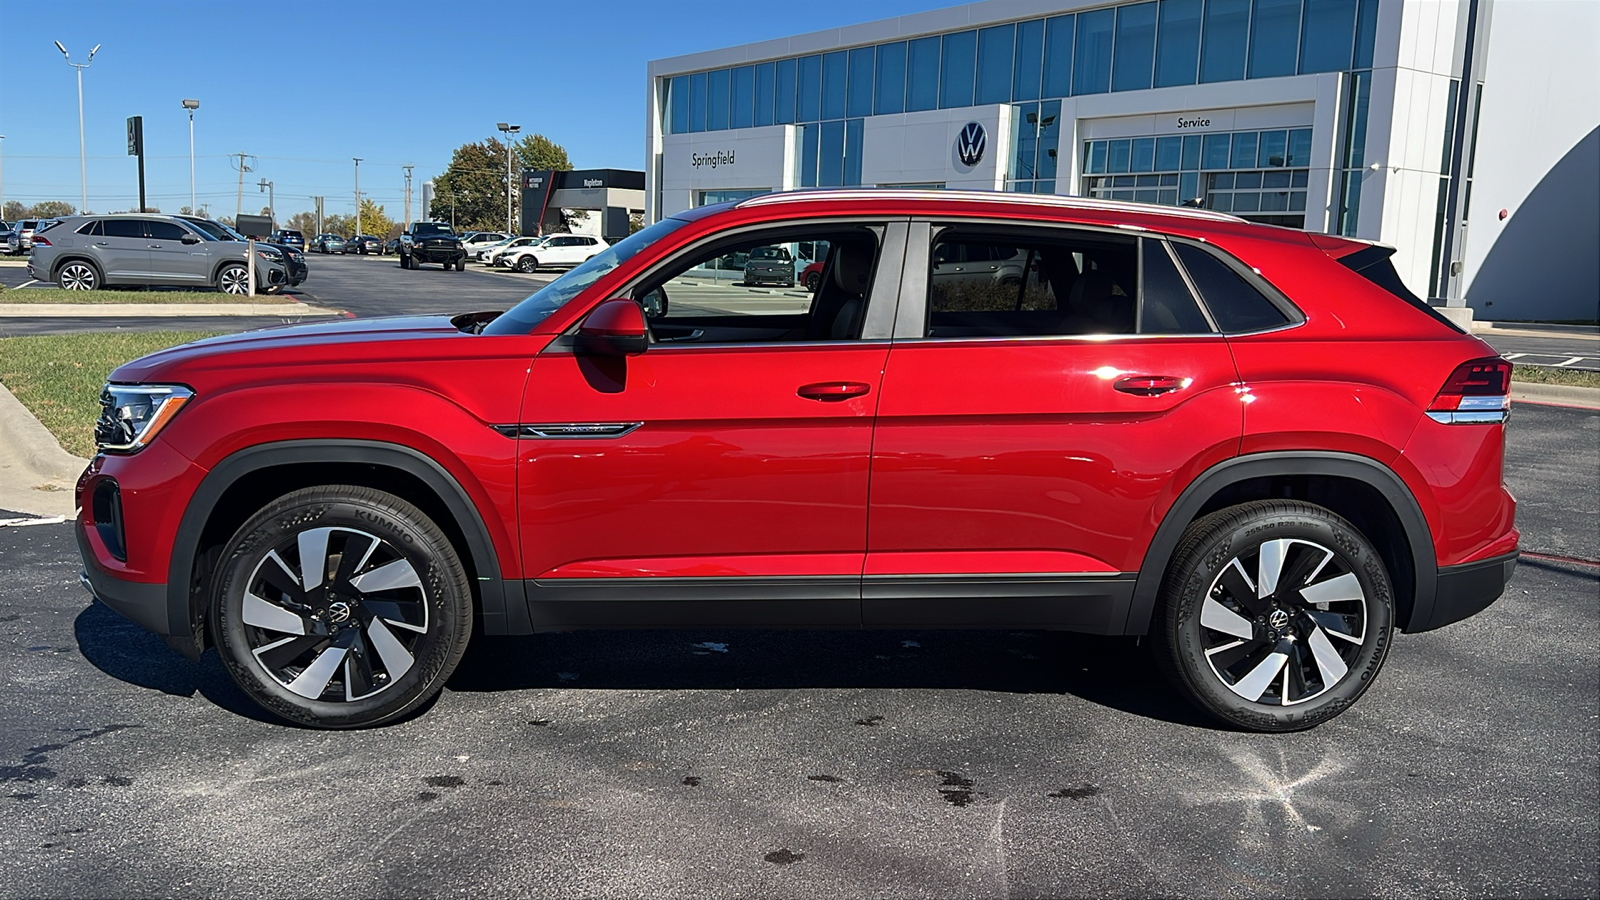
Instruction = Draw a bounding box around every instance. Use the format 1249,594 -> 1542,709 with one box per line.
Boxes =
804,271 -> 821,292
217,263 -> 250,295
211,486 -> 474,729
1151,500 -> 1394,732
58,261 -> 100,291
454,258 -> 465,271
515,256 -> 537,273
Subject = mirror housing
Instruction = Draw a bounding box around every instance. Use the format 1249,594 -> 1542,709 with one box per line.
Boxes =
575,299 -> 648,357
181,233 -> 202,245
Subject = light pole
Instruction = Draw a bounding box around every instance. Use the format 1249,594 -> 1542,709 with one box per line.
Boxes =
182,99 -> 199,214
55,41 -> 100,213
497,122 -> 520,235
0,135 -> 6,216
353,157 -> 362,237
258,178 -> 274,221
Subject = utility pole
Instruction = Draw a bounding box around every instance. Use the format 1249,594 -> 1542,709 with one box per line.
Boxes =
55,41 -> 100,213
353,157 -> 362,237
258,178 -> 274,222
314,196 -> 324,237
231,152 -> 256,219
402,164 -> 414,227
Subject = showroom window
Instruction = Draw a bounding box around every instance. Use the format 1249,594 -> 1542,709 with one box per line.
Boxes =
1082,128 -> 1314,227
661,0 -> 1378,148
1008,99 -> 1062,194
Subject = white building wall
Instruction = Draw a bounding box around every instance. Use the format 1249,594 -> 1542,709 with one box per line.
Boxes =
1460,0 -> 1600,321
861,106 -> 1009,190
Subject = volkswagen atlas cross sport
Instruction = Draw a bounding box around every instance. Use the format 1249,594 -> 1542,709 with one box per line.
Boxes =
76,190 -> 1518,731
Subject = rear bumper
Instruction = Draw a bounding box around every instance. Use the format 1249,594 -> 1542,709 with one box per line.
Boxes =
1407,551 -> 1518,632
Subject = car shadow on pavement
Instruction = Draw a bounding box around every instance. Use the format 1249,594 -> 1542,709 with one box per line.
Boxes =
448,628 -> 1221,729
71,599 -> 279,725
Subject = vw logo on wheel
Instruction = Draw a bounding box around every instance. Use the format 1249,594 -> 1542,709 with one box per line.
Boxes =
956,121 -> 987,167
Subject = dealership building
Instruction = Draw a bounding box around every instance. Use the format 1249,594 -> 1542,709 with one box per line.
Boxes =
645,0 -> 1598,321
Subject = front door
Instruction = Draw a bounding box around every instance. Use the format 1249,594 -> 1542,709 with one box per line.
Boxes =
144,220 -> 212,284
864,222 -> 1242,633
515,220 -> 908,628
92,218 -> 153,279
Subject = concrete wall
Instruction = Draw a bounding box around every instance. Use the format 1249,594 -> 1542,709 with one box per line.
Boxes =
1461,0 -> 1600,322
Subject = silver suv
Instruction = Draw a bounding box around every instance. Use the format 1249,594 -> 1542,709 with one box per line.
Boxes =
27,214 -> 288,293
7,219 -> 45,255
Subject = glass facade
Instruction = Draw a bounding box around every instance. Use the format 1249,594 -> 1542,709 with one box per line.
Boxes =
664,0 -> 1379,135
1082,127 -> 1313,226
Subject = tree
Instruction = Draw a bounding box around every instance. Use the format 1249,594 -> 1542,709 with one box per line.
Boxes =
357,198 -> 394,239
3,201 -> 26,221
177,205 -> 212,219
430,138 -> 511,232
515,133 -> 572,172
322,213 -> 355,237
285,211 -> 319,237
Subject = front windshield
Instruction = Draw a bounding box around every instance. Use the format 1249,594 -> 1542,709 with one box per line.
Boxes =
482,218 -> 687,335
184,218 -> 239,241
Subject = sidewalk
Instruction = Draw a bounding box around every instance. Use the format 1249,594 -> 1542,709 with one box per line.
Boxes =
0,300 -> 341,317
0,383 -> 85,518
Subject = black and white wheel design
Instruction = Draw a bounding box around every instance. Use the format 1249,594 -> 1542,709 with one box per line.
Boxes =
515,256 -> 537,273
217,263 -> 250,295
58,261 -> 100,291
212,486 -> 473,728
804,271 -> 821,292
1153,500 -> 1393,732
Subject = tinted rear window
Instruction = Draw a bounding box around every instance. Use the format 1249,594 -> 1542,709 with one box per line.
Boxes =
1171,242 -> 1293,333
102,220 -> 146,239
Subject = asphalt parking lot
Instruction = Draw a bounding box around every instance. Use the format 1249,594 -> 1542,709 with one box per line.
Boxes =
0,401 -> 1593,898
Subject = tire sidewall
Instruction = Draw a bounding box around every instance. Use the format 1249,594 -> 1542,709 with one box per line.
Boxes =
211,488 -> 473,728
1165,506 -> 1394,731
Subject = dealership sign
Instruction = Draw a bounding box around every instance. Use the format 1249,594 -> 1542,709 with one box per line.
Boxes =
956,122 -> 986,167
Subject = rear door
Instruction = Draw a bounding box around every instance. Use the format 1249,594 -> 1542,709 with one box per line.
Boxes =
91,219 -> 152,280
863,221 -> 1242,633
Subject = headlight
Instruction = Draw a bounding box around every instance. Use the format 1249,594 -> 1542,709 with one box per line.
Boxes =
94,384 -> 194,453
256,248 -> 282,261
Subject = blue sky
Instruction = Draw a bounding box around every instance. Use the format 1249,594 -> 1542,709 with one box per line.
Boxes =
2,0 -> 936,220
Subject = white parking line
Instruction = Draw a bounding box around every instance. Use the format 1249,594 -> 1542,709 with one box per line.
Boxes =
1558,357 -> 1586,367
17,279 -> 40,289
0,516 -> 70,528
1502,352 -> 1526,359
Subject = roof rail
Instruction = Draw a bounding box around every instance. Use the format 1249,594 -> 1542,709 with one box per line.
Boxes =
734,188 -> 1246,224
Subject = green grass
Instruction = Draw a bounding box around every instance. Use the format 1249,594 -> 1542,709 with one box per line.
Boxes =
0,331 -> 222,458
1,287 -> 295,304
1511,365 -> 1600,388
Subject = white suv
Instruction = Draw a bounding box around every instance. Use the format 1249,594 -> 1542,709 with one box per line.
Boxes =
502,233 -> 609,273
460,232 -> 508,256
485,236 -> 546,266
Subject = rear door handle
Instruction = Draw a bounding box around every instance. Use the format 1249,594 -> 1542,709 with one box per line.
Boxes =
1114,375 -> 1189,396
797,381 -> 871,401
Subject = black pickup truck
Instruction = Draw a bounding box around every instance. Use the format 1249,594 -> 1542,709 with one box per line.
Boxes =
399,222 -> 466,271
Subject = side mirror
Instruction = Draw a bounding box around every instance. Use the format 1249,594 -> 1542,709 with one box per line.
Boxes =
640,287 -> 668,318
181,234 -> 202,245
575,299 -> 648,357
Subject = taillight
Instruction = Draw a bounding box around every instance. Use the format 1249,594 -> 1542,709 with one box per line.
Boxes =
1427,357 -> 1511,424
32,236 -> 50,246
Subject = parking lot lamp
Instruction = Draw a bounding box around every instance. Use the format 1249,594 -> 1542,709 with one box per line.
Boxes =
497,122 -> 520,235
182,99 -> 199,213
55,41 -> 100,213
353,158 -> 362,238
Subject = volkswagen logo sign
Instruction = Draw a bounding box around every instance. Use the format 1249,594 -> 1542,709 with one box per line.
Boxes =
956,121 -> 987,167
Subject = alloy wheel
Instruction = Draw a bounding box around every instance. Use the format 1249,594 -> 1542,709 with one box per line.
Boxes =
60,263 -> 98,290
1199,538 -> 1367,706
219,266 -> 250,295
240,526 -> 429,702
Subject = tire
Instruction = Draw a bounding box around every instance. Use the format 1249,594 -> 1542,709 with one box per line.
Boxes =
1151,500 -> 1394,732
804,271 -> 821,292
515,256 -> 537,273
400,253 -> 412,270
217,263 -> 250,295
454,258 -> 465,271
57,260 -> 101,291
210,486 -> 474,729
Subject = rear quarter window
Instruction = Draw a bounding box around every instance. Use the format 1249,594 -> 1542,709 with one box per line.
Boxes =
1171,242 -> 1295,333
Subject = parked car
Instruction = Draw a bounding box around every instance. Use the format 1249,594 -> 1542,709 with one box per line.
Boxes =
385,237 -> 401,255
0,221 -> 11,249
29,213 -> 288,293
77,189 -> 1518,731
313,234 -> 347,254
742,245 -> 796,286
398,221 -> 465,270
501,233 -> 609,273
181,215 -> 307,289
7,219 -> 43,255
486,236 -> 545,267
271,229 -> 307,252
460,232 -> 509,257
348,234 -> 384,255
800,259 -> 826,292
471,237 -> 517,262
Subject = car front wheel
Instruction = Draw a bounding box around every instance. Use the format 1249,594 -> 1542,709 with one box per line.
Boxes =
804,271 -> 821,292
217,263 -> 250,295
1152,500 -> 1394,732
211,486 -> 474,729
515,256 -> 537,273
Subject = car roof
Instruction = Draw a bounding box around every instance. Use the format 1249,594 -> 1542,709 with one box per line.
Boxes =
733,188 -> 1244,224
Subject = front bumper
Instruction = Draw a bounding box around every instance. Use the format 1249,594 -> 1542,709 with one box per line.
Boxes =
1410,551 -> 1519,632
414,246 -> 465,263
77,519 -> 171,636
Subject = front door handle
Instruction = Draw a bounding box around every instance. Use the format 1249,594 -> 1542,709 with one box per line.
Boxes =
1114,375 -> 1190,396
797,381 -> 871,401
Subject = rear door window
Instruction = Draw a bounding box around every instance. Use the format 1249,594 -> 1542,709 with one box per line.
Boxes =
101,220 -> 147,239
1170,242 -> 1295,333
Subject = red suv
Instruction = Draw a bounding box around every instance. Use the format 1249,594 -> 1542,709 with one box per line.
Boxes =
76,190 -> 1518,731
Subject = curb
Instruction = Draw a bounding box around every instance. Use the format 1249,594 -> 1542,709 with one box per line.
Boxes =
1512,382 -> 1600,409
0,301 -> 342,317
0,382 -> 89,482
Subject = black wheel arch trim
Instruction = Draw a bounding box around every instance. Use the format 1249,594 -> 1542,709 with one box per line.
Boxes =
166,439 -> 518,659
1125,451 -> 1438,636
